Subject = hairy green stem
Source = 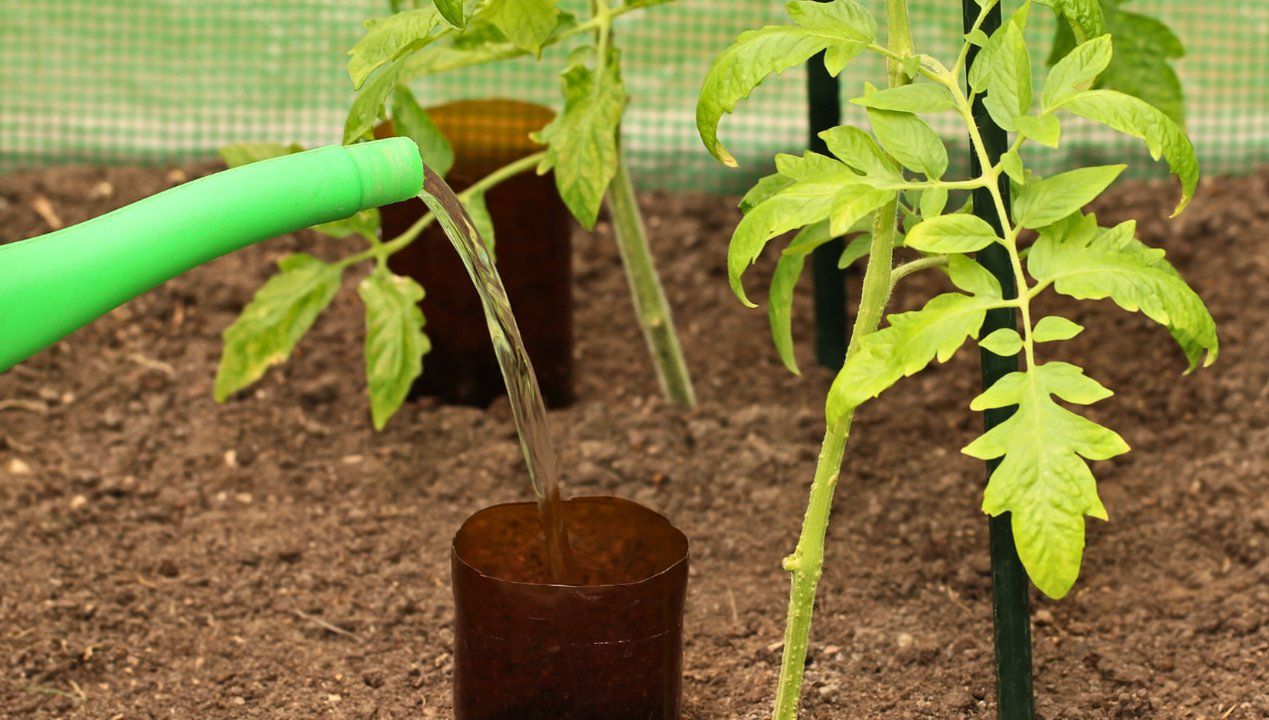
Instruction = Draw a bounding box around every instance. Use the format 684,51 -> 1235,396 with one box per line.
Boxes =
770,2 -> 913,717
606,150 -> 697,406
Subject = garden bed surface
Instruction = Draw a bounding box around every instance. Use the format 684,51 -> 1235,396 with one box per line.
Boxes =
0,164 -> 1265,719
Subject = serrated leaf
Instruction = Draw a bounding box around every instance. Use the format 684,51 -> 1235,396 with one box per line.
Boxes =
727,170 -> 850,306
980,327 -> 1023,356
1043,34 -> 1113,111
215,254 -> 343,401
390,85 -> 454,176
219,142 -> 304,168
1001,148 -> 1026,184
981,23 -> 1033,131
964,361 -> 1126,598
1033,315 -> 1084,342
1012,164 -> 1125,229
1028,213 -> 1218,369
830,185 -> 894,236
867,106 -> 948,179
348,8 -> 443,89
1016,114 -> 1061,147
464,191 -> 496,258
1053,89 -> 1197,215
345,55 -> 408,144
533,49 -> 627,230
1037,0 -> 1106,43
819,126 -> 902,180
740,173 -> 795,214
851,83 -> 956,113
919,186 -> 948,220
359,268 -> 430,430
769,221 -> 832,374
947,254 -> 1002,298
697,0 -> 875,165
906,214 -> 1000,254
484,0 -> 559,53
826,292 -> 998,423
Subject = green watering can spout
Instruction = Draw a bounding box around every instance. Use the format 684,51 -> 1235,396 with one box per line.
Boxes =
0,138 -> 423,373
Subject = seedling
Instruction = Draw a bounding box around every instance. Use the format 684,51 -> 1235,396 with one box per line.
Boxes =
217,0 -> 693,430
698,0 -> 1214,717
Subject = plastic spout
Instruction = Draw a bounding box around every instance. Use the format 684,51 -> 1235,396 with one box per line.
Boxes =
0,139 -> 423,372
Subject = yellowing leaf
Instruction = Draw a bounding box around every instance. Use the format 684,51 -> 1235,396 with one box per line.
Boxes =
485,0 -> 559,53
867,106 -> 947,179
964,362 -> 1127,599
826,292 -> 999,424
359,268 -> 430,430
348,8 -> 444,89
905,214 -> 1000,254
215,254 -> 343,401
1012,164 -> 1125,229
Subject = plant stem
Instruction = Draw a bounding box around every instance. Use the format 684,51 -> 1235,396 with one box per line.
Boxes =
770,2 -> 912,717
605,150 -> 697,407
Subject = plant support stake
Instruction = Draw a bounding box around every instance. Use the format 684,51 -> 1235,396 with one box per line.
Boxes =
808,0 -> 848,370
962,1 -> 1035,717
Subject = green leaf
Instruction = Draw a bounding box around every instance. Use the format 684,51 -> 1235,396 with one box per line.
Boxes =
838,233 -> 873,269
981,22 -> 1033,131
919,186 -> 948,219
769,221 -> 832,374
1043,34 -> 1112,111
1033,315 -> 1084,342
830,185 -> 894,236
215,255 -> 343,401
1012,164 -> 1126,229
533,49 -> 627,230
390,85 -> 455,176
433,0 -> 468,28
727,167 -> 851,306
826,292 -> 998,423
359,268 -> 429,430
819,126 -> 901,180
740,173 -> 795,214
850,83 -> 956,113
1098,10 -> 1187,126
947,254 -> 1002,298
905,214 -> 1000,254
1037,0 -> 1106,43
344,55 -> 408,144
313,208 -> 381,243
1053,89 -> 1197,215
964,361 -> 1126,599
696,0 -> 875,165
219,142 -> 304,168
1001,148 -> 1026,184
867,106 -> 948,179
465,191 -> 496,258
980,328 -> 1023,356
348,8 -> 443,89
1015,114 -> 1061,147
484,0 -> 559,53
1028,213 -> 1219,370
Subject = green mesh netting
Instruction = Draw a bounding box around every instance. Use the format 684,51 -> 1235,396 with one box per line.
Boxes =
1,1 -> 1265,193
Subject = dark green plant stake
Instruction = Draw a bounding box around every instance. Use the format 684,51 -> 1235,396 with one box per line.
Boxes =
962,1 -> 1033,717
808,0 -> 848,370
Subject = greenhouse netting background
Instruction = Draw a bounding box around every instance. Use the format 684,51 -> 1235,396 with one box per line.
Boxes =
1,1 -> 1266,192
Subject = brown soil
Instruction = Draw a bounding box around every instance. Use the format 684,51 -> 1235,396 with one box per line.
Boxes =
1,163 -> 1265,719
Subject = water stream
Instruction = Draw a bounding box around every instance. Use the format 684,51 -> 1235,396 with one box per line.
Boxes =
418,168 -> 573,582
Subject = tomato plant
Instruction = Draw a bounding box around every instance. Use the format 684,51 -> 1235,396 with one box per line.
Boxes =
698,0 -> 1215,716
216,0 -> 692,430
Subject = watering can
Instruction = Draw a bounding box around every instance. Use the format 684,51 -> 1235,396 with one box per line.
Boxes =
0,138 -> 423,373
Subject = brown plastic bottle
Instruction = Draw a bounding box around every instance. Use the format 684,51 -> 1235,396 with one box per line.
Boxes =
452,496 -> 689,720
375,100 -> 574,407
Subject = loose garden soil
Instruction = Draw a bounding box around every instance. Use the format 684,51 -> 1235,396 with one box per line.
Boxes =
1,163 -> 1265,719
